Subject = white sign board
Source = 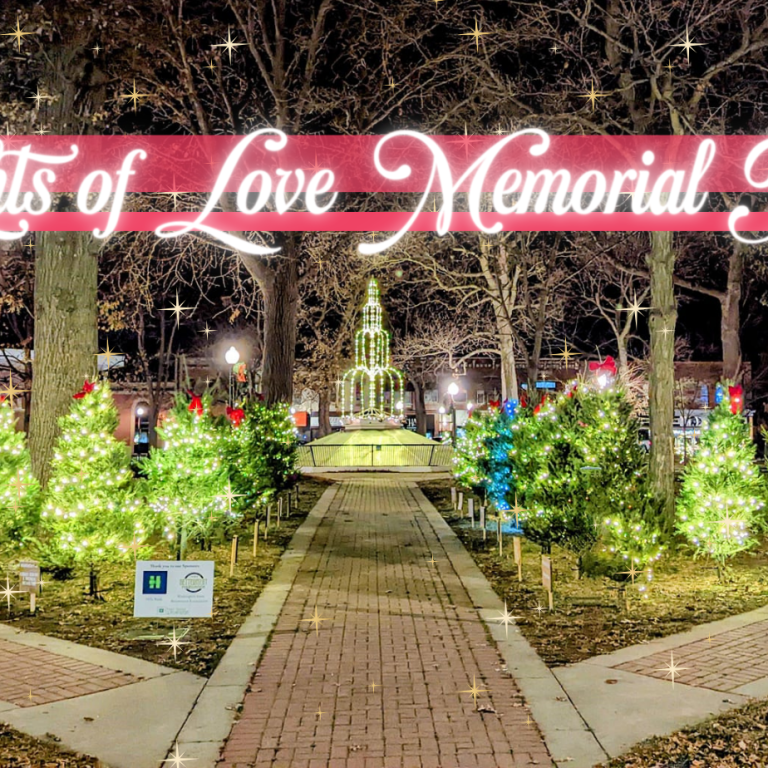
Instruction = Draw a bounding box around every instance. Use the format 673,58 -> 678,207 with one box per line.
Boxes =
18,560 -> 39,594
133,560 -> 214,618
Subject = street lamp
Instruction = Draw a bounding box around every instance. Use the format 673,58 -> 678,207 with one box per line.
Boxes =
447,381 -> 459,447
225,346 -> 240,404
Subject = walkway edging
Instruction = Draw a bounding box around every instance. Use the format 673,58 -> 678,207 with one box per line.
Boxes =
168,483 -> 339,768
410,483 -> 609,768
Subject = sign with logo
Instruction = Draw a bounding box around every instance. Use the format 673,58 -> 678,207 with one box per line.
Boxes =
133,561 -> 214,618
17,560 -> 39,594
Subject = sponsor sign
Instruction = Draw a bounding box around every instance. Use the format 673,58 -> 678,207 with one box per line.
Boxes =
133,560 -> 214,618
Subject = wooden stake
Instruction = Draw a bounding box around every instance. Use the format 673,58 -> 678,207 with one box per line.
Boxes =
451,486 -> 457,509
481,506 -> 486,541
458,491 -> 464,517
513,536 -> 522,582
29,593 -> 36,615
498,517 -> 502,556
253,520 -> 259,556
266,504 -> 272,530
277,497 -> 283,527
469,498 -> 475,528
287,493 -> 292,517
229,536 -> 239,577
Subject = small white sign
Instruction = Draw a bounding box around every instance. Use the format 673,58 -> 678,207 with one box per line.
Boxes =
133,561 -> 214,618
18,560 -> 40,594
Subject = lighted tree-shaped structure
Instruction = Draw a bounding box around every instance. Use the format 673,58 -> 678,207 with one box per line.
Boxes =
341,279 -> 405,420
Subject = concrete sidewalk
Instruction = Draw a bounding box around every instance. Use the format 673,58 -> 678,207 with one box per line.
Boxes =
554,604 -> 768,757
0,622 -> 204,768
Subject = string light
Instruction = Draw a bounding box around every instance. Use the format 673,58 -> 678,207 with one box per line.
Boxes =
341,279 -> 405,420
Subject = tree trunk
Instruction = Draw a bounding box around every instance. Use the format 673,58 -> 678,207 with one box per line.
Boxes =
256,238 -> 300,405
29,230 -> 98,485
412,380 -> 427,435
721,241 -> 744,382
496,315 -> 518,401
647,230 -> 677,530
317,388 -> 332,437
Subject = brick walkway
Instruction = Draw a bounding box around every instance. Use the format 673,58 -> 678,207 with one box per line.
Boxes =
219,479 -> 552,768
0,638 -> 138,707
614,618 -> 768,692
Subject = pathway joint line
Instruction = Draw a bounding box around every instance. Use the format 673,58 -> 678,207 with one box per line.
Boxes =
169,483 -> 339,768
410,482 -> 609,768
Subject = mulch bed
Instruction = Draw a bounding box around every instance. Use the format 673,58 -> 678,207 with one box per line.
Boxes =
0,722 -> 101,768
600,697 -> 768,768
420,480 -> 768,667
2,477 -> 332,678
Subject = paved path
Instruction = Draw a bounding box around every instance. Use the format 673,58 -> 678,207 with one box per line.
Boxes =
554,603 -> 768,757
0,623 -> 204,768
218,478 -> 553,768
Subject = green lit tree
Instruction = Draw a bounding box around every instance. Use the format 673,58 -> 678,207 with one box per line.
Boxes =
143,392 -> 232,557
226,400 -> 298,513
40,379 -> 149,592
0,397 -> 40,556
453,410 -> 493,494
677,384 -> 767,580
513,381 -> 661,571
483,402 -> 518,515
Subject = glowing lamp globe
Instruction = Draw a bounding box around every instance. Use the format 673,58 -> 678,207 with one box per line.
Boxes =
448,382 -> 459,396
225,346 -> 240,365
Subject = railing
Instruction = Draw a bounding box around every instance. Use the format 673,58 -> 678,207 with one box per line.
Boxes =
297,443 -> 453,467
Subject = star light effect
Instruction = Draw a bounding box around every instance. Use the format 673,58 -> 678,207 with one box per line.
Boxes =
509,494 -> 527,527
162,292 -> 193,327
200,323 -> 215,339
460,19 -> 491,52
427,554 -> 437,565
96,341 -> 120,373
301,606 -> 329,636
120,79 -> 150,112
581,82 -> 607,111
1,577 -> 23,613
163,742 -> 196,768
29,88 -> 48,109
617,563 -> 641,584
619,294 -> 649,326
3,20 -> 32,51
494,601 -> 522,638
158,627 -> 190,661
213,26 -> 245,64
0,371 -> 29,408
657,652 -> 689,687
553,339 -> 580,367
672,26 -> 704,65
460,675 -> 488,706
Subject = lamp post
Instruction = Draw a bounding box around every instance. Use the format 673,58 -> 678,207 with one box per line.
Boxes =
447,381 -> 459,447
225,345 -> 240,405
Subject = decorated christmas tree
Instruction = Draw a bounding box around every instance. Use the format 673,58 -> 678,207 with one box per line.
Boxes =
0,397 -> 40,555
483,401 -> 518,513
677,384 -> 767,580
40,379 -> 149,590
226,399 -> 298,511
453,410 -> 493,494
513,375 -> 661,569
143,392 -> 232,556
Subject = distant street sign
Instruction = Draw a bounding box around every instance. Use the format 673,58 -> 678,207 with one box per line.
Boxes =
133,560 -> 214,618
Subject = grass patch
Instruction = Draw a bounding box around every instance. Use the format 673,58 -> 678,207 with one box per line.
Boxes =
2,478 -> 332,678
420,479 -> 768,666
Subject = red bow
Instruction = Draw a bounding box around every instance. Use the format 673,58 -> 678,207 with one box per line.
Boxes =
729,385 -> 744,415
226,405 -> 245,427
73,379 -> 96,399
589,356 -> 617,378
567,384 -> 579,399
186,390 -> 204,417
533,394 -> 549,415
488,397 -> 501,410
